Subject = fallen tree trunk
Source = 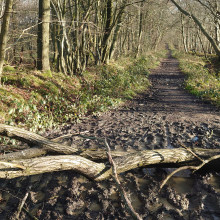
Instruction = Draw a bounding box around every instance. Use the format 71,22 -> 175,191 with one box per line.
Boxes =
0,148 -> 47,161
0,124 -> 79,154
0,124 -> 126,160
0,148 -> 219,181
0,124 -> 220,181
0,155 -> 106,180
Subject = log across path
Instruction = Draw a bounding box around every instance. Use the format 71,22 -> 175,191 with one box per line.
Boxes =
0,51 -> 220,219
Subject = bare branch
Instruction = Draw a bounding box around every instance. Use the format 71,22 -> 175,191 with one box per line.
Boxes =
105,139 -> 142,220
6,22 -> 42,51
195,0 -> 217,18
178,142 -> 204,162
15,191 -> 29,220
160,154 -> 220,191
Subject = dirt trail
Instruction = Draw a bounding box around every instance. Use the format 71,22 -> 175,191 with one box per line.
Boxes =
0,52 -> 220,220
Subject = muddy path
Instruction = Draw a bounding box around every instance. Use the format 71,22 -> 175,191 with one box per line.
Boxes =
0,51 -> 220,220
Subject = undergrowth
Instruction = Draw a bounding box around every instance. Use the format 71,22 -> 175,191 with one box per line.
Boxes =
172,50 -> 220,107
0,51 -> 165,132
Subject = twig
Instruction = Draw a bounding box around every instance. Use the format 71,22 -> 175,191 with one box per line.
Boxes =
160,165 -> 195,191
79,134 -> 105,142
160,154 -> 220,191
51,134 -> 74,143
104,139 -> 142,220
22,207 -> 38,220
178,142 -> 204,162
6,22 -> 43,51
16,191 -> 29,219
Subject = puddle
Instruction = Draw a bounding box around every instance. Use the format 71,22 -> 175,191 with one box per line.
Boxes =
131,193 -> 143,211
208,175 -> 220,193
167,144 -> 174,149
168,176 -> 194,193
89,202 -> 102,211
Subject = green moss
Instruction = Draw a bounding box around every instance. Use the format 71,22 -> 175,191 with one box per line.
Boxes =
44,81 -> 59,95
42,70 -> 53,78
30,91 -> 43,101
0,88 -> 24,102
3,65 -> 15,72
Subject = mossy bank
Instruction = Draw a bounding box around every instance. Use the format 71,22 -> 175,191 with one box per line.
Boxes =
0,52 -> 165,132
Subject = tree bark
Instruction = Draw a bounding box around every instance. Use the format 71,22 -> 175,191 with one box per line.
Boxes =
37,0 -> 50,71
214,0 -> 220,48
51,4 -> 59,65
0,0 -> 14,84
180,14 -> 188,53
74,0 -> 80,73
109,0 -> 127,60
0,148 -> 219,180
135,2 -> 144,58
0,124 -> 79,155
101,0 -> 113,63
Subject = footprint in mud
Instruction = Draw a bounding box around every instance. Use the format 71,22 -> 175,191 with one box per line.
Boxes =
147,134 -> 154,146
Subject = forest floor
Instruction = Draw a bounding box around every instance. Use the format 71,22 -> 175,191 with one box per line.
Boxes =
0,51 -> 220,219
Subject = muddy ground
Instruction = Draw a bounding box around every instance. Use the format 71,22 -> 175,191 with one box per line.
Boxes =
0,51 -> 220,219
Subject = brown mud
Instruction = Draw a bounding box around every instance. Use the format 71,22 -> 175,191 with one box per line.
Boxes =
0,51 -> 220,219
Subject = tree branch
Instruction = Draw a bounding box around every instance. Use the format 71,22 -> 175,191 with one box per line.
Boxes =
105,139 -> 142,220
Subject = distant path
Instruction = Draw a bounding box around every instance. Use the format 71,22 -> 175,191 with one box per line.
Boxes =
1,51 -> 220,219
148,49 -> 219,119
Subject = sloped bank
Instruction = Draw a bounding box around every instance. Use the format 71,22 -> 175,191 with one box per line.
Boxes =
0,52 -> 165,134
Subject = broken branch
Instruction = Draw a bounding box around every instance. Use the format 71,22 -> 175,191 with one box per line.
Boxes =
105,139 -> 142,220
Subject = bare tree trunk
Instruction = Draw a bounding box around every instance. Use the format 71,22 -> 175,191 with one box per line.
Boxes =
37,0 -> 50,71
180,14 -> 188,53
135,2 -> 144,58
214,0 -> 220,47
109,1 -> 127,60
51,5 -> 59,65
74,0 -> 80,72
101,0 -> 113,64
0,0 -> 14,84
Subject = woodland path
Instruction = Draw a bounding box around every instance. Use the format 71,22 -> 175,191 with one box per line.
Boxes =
1,51 -> 220,219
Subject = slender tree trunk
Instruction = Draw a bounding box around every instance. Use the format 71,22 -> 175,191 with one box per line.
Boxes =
180,14 -> 188,53
51,5 -> 58,65
74,0 -> 80,73
94,0 -> 101,65
0,0 -> 14,84
214,1 -> 220,47
109,1 -> 127,60
37,0 -> 50,71
135,2 -> 143,58
101,0 -> 113,63
81,25 -> 88,71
